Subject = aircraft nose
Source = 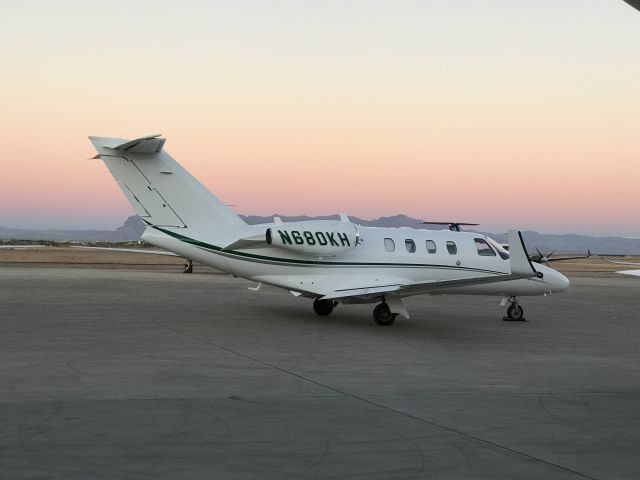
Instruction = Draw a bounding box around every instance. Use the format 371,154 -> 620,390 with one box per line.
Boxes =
547,269 -> 570,292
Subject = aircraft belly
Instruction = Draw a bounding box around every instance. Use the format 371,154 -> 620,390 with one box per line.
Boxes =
426,278 -> 549,297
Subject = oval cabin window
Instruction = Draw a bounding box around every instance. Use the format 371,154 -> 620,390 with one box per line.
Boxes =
405,239 -> 416,253
384,238 -> 395,252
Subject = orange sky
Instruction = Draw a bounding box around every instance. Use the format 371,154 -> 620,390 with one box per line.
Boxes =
1,1 -> 639,235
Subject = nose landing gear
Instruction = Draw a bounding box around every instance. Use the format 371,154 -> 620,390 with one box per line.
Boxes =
503,296 -> 526,321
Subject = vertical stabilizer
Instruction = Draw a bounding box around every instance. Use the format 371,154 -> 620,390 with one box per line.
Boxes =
89,135 -> 245,230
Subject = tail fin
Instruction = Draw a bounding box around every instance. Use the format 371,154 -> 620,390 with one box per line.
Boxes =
89,135 -> 245,230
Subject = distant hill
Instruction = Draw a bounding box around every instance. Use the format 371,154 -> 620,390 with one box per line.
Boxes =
1,214 -> 639,255
0,215 -> 145,242
241,213 -> 429,228
483,231 -> 639,256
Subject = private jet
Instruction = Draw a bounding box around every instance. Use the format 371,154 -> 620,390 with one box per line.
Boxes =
89,135 -> 569,325
528,248 -> 591,265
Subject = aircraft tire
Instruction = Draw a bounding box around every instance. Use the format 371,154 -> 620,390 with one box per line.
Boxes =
507,304 -> 524,320
373,303 -> 397,326
313,298 -> 334,316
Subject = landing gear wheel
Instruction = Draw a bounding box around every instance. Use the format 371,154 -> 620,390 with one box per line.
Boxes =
373,303 -> 397,326
505,304 -> 525,321
313,298 -> 334,316
183,259 -> 193,273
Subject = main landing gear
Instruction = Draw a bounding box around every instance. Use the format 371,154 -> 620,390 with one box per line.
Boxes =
373,302 -> 397,326
503,296 -> 525,321
312,298 -> 399,326
313,298 -> 335,316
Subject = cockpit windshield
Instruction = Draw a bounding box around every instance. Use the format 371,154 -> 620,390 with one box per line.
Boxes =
474,238 -> 496,256
487,237 -> 510,260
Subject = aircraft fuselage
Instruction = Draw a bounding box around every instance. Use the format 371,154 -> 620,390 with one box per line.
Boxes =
142,222 -> 569,300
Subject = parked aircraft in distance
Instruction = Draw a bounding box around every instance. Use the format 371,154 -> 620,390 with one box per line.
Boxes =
528,248 -> 591,265
89,135 -> 569,325
498,244 -> 591,265
603,258 -> 640,277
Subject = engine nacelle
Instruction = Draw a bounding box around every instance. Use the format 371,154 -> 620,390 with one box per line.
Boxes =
266,220 -> 358,257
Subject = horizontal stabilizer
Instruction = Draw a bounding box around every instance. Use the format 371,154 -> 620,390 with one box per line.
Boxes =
104,134 -> 165,154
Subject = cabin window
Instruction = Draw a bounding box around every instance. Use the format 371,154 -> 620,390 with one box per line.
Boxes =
405,239 -> 416,253
487,238 -> 510,260
446,241 -> 457,255
384,238 -> 395,252
425,240 -> 437,254
475,238 -> 496,256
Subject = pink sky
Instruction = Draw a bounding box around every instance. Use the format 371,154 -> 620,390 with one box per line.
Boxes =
1,1 -> 639,236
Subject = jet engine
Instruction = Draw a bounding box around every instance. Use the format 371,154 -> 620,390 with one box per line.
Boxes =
266,220 -> 358,257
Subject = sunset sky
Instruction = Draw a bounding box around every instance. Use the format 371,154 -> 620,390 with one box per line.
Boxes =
1,1 -> 639,236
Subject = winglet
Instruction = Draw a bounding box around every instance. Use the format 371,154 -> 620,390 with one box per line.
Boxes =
508,230 -> 539,278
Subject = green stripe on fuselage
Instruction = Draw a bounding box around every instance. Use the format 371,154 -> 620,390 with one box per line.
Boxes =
150,225 -> 507,275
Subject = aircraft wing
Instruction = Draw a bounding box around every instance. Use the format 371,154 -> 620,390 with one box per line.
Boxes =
603,258 -> 640,266
602,258 -> 640,277
321,230 -> 538,300
542,254 -> 590,263
617,270 -> 640,277
321,273 -> 525,300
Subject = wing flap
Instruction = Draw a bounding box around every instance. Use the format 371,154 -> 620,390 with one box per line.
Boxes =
321,284 -> 403,300
322,274 -> 516,300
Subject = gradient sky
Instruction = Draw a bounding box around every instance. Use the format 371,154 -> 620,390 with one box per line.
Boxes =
1,0 -> 639,235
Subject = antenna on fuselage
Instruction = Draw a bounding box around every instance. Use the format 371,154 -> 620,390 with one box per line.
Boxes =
422,222 -> 479,232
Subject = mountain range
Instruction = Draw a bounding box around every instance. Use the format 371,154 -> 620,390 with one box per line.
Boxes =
1,215 -> 639,255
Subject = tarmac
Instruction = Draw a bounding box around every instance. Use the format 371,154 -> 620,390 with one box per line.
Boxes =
1,265 -> 639,479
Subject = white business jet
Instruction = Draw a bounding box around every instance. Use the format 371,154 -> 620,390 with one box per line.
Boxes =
89,135 -> 569,325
